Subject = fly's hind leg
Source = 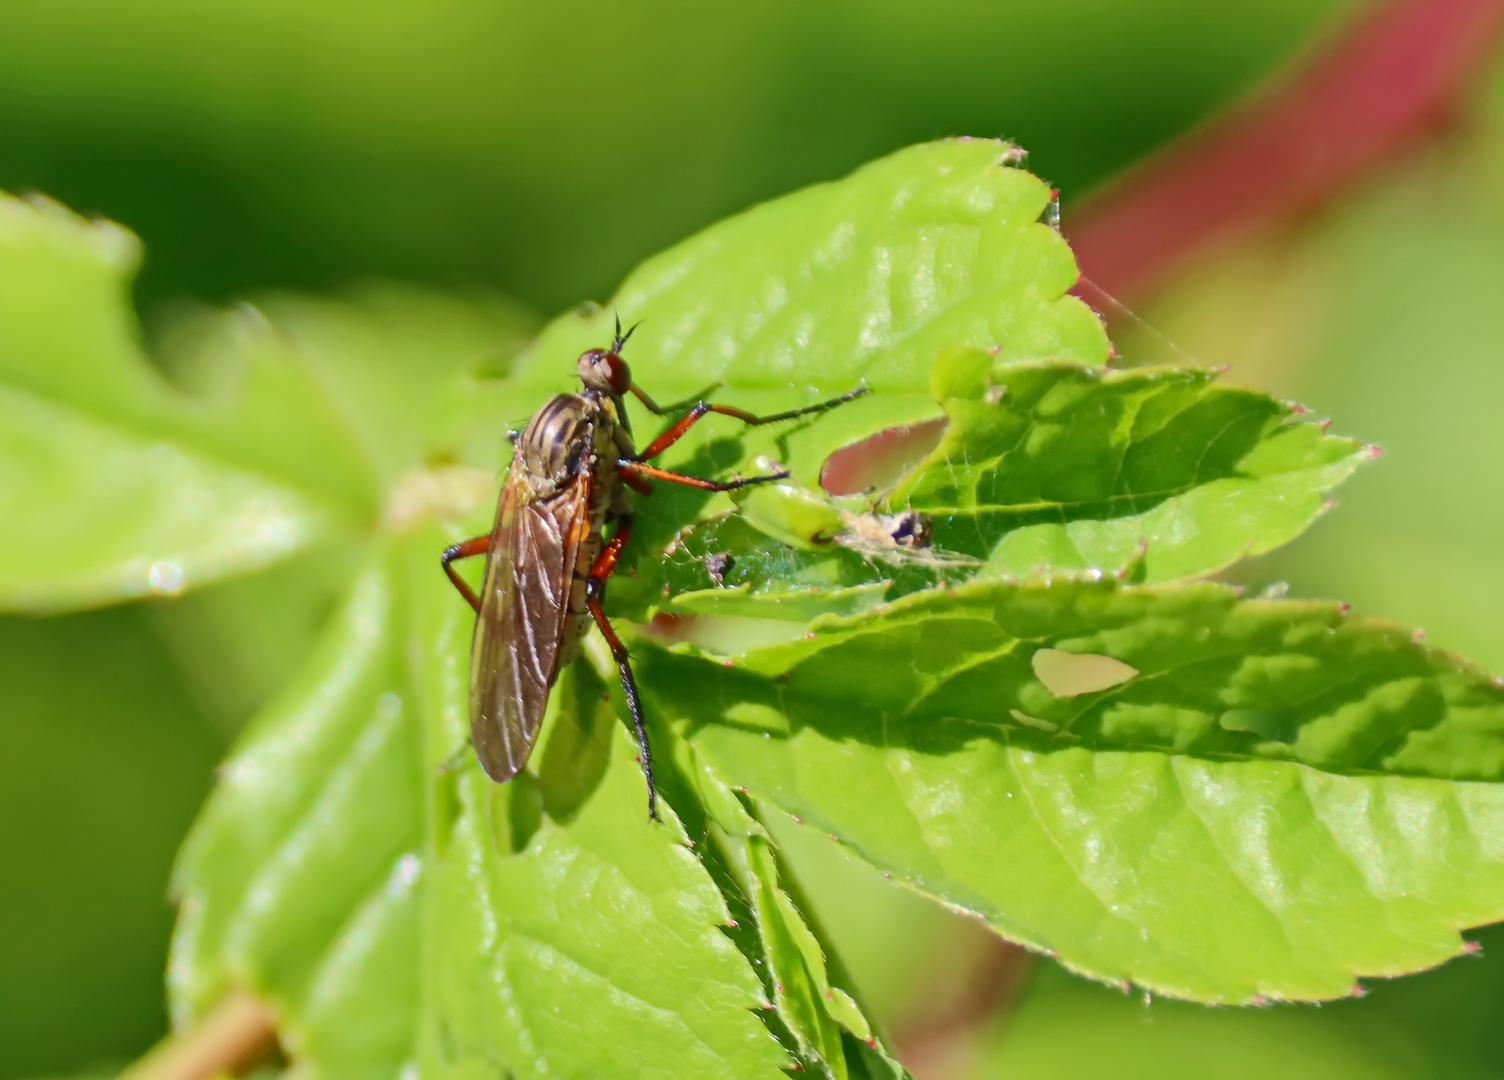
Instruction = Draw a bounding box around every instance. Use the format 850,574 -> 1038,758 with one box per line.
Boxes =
583,514 -> 658,821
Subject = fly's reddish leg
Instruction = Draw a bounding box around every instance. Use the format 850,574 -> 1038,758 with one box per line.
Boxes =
631,385 -> 868,462
621,470 -> 654,496
584,515 -> 658,821
440,535 -> 490,614
618,460 -> 789,491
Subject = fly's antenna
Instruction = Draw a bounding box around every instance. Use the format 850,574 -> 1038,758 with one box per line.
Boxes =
611,311 -> 643,354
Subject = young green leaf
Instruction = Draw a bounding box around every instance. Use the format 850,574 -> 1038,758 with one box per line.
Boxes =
611,349 -> 1367,622
636,576 -> 1504,1003
509,139 -> 1110,565
894,349 -> 1371,581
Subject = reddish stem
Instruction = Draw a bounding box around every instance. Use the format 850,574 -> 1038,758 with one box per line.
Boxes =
1066,0 -> 1504,304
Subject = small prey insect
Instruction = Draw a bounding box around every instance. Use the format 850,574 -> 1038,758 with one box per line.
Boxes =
442,320 -> 864,819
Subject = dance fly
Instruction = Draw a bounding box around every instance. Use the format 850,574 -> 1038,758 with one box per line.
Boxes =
442,320 -> 864,819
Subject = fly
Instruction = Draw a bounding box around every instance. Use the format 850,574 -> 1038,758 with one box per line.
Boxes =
442,319 -> 865,819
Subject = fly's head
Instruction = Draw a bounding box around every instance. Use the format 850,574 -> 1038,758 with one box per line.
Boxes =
579,315 -> 642,432
576,347 -> 632,397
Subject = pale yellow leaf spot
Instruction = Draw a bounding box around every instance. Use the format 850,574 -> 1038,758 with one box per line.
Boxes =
1032,648 -> 1139,697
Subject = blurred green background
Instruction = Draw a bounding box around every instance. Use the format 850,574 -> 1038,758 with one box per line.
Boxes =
16,1 -> 1504,1078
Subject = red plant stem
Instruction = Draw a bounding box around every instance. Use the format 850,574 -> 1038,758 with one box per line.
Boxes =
1066,0 -> 1504,304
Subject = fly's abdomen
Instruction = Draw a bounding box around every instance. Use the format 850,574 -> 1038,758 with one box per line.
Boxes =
555,524 -> 604,671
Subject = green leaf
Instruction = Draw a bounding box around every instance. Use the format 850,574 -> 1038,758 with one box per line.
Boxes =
193,283 -> 536,491
168,549 -> 424,1076
143,129 -> 1490,1071
145,543 -> 360,735
0,195 -> 532,612
613,349 -> 1368,623
521,139 -> 1107,398
893,349 -> 1371,581
401,524 -> 797,1080
637,575 -> 1504,1003
0,196 -> 362,611
174,528 -> 867,1080
424,691 -> 789,1080
508,140 -> 1109,567
681,746 -> 905,1080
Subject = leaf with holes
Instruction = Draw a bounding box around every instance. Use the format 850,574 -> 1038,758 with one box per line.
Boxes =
40,128 -> 1489,1072
611,347 -> 1368,622
635,575 -> 1504,1003
893,348 -> 1371,582
509,138 -> 1109,573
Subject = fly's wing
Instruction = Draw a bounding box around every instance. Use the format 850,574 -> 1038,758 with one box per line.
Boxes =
469,461 -> 592,781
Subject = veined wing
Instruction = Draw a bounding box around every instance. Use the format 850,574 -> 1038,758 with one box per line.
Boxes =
469,459 -> 592,781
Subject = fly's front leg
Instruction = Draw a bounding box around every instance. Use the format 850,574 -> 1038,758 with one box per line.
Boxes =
631,384 -> 869,462
583,514 -> 658,821
441,535 -> 490,613
617,460 -> 790,492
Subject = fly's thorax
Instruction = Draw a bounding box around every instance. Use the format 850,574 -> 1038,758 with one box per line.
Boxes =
519,393 -> 598,490
587,416 -> 624,516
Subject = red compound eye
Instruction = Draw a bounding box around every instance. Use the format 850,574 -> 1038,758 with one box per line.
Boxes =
599,351 -> 631,394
